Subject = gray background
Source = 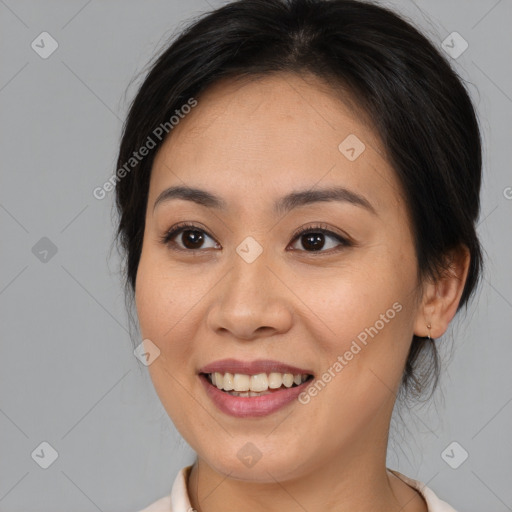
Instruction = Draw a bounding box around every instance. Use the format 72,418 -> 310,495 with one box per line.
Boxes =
1,0 -> 511,511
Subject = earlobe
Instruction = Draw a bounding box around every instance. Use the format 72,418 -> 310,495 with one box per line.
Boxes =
413,245 -> 471,340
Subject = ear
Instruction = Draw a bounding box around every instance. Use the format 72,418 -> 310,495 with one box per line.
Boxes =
413,245 -> 471,339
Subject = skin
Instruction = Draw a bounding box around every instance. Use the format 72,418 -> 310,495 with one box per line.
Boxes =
135,72 -> 470,512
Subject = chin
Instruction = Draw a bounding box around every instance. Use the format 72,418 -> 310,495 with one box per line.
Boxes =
201,448 -> 309,484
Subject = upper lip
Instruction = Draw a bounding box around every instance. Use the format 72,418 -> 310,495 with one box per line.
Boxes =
199,358 -> 314,376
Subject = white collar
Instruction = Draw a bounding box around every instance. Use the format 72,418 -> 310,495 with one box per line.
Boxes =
139,465 -> 458,512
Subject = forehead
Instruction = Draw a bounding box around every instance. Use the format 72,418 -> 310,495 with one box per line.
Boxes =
150,72 -> 403,215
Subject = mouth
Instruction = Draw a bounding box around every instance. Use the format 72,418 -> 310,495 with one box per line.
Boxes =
197,358 -> 315,417
200,371 -> 314,397
198,367 -> 315,418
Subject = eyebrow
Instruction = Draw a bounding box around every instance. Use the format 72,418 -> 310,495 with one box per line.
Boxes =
153,185 -> 377,216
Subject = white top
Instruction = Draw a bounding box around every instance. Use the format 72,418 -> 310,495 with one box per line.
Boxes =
138,465 -> 457,512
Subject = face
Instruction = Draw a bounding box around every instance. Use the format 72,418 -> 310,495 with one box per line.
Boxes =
135,72 -> 424,483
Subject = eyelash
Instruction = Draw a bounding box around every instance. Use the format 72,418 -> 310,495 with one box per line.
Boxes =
159,222 -> 353,255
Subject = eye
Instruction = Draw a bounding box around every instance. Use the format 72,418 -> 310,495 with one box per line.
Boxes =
160,222 -> 352,254
159,222 -> 219,251
288,223 -> 352,253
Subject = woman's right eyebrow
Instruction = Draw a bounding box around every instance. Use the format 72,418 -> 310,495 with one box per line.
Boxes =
152,184 -> 377,216
153,185 -> 226,213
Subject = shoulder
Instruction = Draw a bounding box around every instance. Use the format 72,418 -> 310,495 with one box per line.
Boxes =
390,470 -> 458,512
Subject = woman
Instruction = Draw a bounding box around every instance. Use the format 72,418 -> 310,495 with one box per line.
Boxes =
114,0 -> 483,510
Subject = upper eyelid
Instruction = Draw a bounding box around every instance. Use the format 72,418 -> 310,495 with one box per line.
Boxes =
289,223 -> 349,242
163,222 -> 215,241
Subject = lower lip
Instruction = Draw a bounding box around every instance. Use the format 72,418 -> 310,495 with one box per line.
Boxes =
199,373 -> 313,418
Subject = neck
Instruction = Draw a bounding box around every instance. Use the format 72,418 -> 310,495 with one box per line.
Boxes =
187,418 -> 426,512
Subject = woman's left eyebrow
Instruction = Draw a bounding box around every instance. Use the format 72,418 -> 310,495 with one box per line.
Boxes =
274,186 -> 377,216
153,185 -> 377,216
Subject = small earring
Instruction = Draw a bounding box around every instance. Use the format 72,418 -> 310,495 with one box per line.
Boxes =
427,323 -> 432,340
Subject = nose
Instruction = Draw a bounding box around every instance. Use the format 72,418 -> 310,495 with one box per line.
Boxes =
206,246 -> 294,341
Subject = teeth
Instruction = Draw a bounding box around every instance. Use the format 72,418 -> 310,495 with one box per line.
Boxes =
282,373 -> 294,387
268,372 -> 283,389
228,390 -> 273,397
206,371 -> 310,392
233,373 -> 250,391
223,372 -> 234,391
250,373 -> 268,392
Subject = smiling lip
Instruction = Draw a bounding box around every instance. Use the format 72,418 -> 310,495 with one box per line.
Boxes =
198,358 -> 314,376
198,359 -> 314,418
199,373 -> 313,417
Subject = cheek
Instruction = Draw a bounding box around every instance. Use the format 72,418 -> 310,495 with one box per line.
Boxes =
135,249 -> 191,341
299,288 -> 413,440
135,261 -> 168,342
134,248 -> 212,379
135,254 -> 183,382
297,259 -> 411,340
134,254 -> 200,430
295,256 -> 417,398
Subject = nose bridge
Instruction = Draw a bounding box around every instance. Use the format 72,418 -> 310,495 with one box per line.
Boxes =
207,236 -> 293,338
226,236 -> 273,304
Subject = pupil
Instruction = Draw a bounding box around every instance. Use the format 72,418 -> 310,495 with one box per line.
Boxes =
183,230 -> 204,249
303,233 -> 324,251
